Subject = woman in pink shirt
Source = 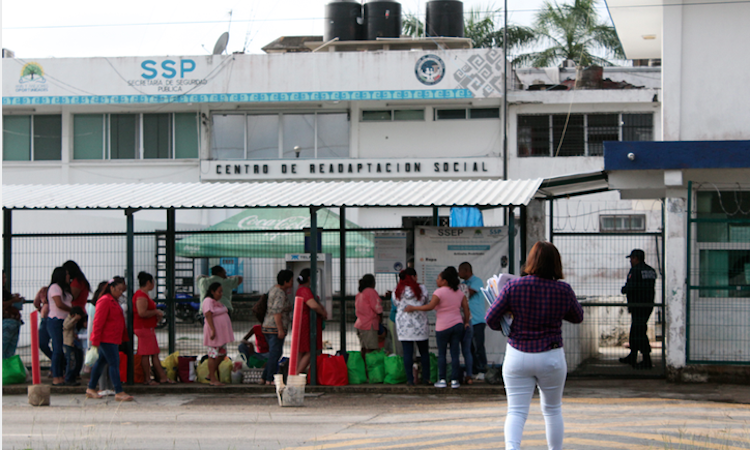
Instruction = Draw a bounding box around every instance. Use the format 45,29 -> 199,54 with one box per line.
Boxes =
406,266 -> 470,389
354,274 -> 383,363
47,266 -> 73,386
202,282 -> 234,386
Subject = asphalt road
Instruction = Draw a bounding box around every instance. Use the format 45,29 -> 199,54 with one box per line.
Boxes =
3,389 -> 750,450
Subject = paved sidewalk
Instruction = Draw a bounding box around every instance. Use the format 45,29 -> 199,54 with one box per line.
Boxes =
4,378 -> 750,404
4,383 -> 750,450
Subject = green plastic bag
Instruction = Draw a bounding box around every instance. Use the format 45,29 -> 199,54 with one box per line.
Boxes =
246,355 -> 266,369
366,349 -> 386,384
429,353 -> 438,383
2,355 -> 26,385
347,351 -> 367,385
384,354 -> 407,384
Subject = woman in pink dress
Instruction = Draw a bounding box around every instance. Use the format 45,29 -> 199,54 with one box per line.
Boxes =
202,282 -> 234,386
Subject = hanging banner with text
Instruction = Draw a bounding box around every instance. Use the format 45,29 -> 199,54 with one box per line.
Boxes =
374,231 -> 408,273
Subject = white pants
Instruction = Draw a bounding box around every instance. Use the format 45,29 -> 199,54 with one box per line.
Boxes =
502,345 -> 567,450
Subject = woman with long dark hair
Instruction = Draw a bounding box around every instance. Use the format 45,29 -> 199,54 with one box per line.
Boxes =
486,241 -> 584,450
354,274 -> 382,364
47,266 -> 72,386
63,260 -> 90,309
295,268 -> 327,375
393,268 -> 430,386
133,272 -> 170,385
405,266 -> 470,389
86,277 -> 133,401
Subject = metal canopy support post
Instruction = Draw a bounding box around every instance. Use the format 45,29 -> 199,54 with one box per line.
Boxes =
125,209 -> 136,385
549,199 -> 554,243
432,206 -> 439,226
508,206 -> 515,275
339,206 -> 347,353
309,206 -> 319,386
3,209 -> 11,291
520,205 -> 527,268
166,208 -> 176,354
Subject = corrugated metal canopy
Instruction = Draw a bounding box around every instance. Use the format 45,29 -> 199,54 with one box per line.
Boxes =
2,179 -> 545,210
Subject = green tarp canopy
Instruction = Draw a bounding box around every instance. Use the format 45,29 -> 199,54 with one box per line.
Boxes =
175,208 -> 374,258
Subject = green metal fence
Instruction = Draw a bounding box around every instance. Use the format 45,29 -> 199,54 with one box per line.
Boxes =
686,181 -> 750,365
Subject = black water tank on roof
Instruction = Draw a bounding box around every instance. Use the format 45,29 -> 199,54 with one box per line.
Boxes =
426,0 -> 464,37
324,0 -> 364,41
364,1 -> 402,40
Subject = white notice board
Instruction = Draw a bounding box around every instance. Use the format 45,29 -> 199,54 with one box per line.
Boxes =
374,231 -> 407,273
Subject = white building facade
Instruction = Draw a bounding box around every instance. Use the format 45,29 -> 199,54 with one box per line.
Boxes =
3,47 -> 660,231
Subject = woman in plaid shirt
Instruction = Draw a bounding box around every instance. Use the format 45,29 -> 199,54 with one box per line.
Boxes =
486,241 -> 583,450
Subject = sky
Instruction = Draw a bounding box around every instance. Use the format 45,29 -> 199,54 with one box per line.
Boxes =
0,0 -> 614,59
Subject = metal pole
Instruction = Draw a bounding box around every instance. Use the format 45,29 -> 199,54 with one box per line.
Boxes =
309,206 -> 319,385
3,209 -> 11,291
432,206 -> 439,226
339,206 -> 347,353
125,209 -> 135,385
508,206 -> 515,274
549,199 -> 554,243
661,199 -> 666,369
685,181 -> 692,362
502,0 -> 508,181
520,205 -> 527,267
167,208 -> 176,355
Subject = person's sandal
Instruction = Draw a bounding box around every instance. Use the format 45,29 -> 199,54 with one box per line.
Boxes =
85,389 -> 103,399
114,393 -> 134,402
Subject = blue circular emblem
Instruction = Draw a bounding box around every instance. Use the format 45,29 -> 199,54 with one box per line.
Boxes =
394,262 -> 403,272
415,55 -> 445,86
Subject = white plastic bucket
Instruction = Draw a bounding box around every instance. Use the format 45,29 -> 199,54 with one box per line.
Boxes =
275,373 -> 306,407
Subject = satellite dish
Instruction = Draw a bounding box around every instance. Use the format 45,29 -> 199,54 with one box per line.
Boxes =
212,32 -> 229,55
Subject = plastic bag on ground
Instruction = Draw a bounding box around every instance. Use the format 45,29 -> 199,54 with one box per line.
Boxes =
219,358 -> 233,384
365,349 -> 386,384
161,351 -> 180,382
384,354 -> 407,384
316,354 -> 348,386
347,351 -> 367,385
429,353 -> 438,383
2,355 -> 26,385
196,359 -> 210,384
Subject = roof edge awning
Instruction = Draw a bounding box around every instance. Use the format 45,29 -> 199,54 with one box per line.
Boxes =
3,174 -> 611,211
3,178 -> 544,210
535,171 -> 609,200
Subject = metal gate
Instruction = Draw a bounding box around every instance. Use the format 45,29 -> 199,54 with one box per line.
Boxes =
551,229 -> 665,378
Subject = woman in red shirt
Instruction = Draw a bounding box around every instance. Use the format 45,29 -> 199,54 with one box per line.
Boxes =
133,272 -> 171,385
85,277 -> 133,402
63,260 -> 90,309
295,268 -> 327,375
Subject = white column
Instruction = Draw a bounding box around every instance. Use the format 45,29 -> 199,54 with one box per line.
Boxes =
664,189 -> 688,372
349,101 -> 359,158
60,106 -> 72,183
525,199 -> 546,251
662,4 -> 683,141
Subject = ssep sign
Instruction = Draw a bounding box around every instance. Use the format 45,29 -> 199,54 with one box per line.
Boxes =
141,59 -> 196,79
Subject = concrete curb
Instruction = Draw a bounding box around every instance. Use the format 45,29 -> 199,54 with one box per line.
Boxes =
3,382 -> 507,397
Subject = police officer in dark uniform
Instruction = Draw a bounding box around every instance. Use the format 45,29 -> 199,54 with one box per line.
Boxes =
619,249 -> 657,369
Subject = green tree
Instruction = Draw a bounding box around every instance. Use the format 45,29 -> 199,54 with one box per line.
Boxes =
514,0 -> 625,67
402,6 -> 534,53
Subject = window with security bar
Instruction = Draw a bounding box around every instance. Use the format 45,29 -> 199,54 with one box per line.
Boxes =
517,113 -> 653,157
599,214 -> 646,232
695,190 -> 750,299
